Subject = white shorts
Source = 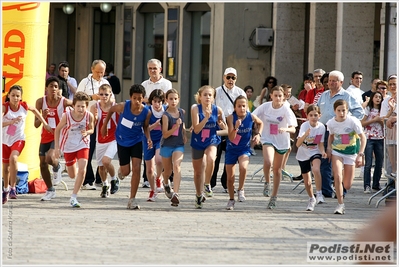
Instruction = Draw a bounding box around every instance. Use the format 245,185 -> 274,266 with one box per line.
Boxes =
332,150 -> 357,166
96,140 -> 117,166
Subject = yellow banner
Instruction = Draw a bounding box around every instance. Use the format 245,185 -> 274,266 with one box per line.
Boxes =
2,2 -> 50,180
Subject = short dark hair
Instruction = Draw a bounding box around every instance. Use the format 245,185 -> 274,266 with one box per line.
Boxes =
46,76 -> 60,87
304,73 -> 314,81
244,85 -> 254,92
148,89 -> 165,103
129,84 -> 146,97
58,61 -> 69,70
320,72 -> 329,84
351,70 -> 363,78
333,99 -> 348,110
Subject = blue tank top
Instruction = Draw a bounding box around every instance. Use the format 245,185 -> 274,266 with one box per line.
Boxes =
143,104 -> 165,143
161,108 -> 184,147
226,111 -> 253,151
190,104 -> 221,150
116,100 -> 150,147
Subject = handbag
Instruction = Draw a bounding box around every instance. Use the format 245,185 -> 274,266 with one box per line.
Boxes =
28,178 -> 48,193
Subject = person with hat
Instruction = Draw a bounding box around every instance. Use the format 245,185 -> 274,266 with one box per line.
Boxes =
210,67 -> 246,195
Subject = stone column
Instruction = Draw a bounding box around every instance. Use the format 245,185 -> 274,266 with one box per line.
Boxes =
335,3 -> 375,83
308,3 -> 337,73
271,3 -> 306,93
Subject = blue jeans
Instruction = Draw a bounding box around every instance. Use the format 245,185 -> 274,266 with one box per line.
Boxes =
320,129 -> 334,197
363,139 -> 384,190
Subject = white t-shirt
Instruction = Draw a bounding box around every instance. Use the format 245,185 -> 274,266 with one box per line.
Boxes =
346,85 -> 364,106
77,74 -> 110,108
380,95 -> 397,117
215,85 -> 246,117
141,76 -> 172,99
296,121 -> 326,161
326,115 -> 363,155
253,102 -> 298,150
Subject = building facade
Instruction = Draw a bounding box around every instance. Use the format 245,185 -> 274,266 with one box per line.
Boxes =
48,2 -> 397,123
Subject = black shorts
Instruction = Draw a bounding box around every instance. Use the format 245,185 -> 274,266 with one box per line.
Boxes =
39,141 -> 55,157
117,142 -> 142,166
298,154 -> 322,174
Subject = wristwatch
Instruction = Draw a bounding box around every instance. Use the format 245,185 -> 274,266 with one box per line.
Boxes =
358,152 -> 365,157
257,133 -> 262,137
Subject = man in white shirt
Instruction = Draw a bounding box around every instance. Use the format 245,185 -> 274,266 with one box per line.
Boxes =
211,67 -> 246,193
141,59 -> 172,103
346,70 -> 364,106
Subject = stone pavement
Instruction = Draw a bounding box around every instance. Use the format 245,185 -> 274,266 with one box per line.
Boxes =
2,142 -> 396,266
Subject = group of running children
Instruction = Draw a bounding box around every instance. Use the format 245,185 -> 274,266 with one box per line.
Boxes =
3,76 -> 370,214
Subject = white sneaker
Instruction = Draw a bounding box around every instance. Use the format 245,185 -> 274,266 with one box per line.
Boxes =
334,203 -> 345,215
316,193 -> 325,204
127,198 -> 140,210
226,199 -> 235,210
70,197 -> 81,208
41,190 -> 56,201
364,186 -> 372,194
52,163 -> 63,186
147,190 -> 157,202
82,184 -> 96,190
306,197 -> 316,211
237,189 -> 246,202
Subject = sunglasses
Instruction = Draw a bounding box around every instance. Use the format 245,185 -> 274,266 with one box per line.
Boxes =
226,76 -> 236,80
99,93 -> 110,96
378,87 -> 387,90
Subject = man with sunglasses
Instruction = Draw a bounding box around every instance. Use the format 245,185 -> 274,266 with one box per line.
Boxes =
211,67 -> 246,194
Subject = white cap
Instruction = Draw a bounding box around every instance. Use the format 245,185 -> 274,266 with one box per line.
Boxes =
224,67 -> 237,76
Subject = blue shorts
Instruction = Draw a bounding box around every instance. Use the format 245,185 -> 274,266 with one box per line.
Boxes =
160,146 -> 184,158
143,139 -> 161,161
225,149 -> 251,165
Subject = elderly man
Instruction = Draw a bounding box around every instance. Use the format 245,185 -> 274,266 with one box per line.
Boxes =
317,70 -> 364,199
210,67 -> 246,195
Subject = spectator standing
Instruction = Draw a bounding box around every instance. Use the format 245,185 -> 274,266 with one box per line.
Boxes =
346,70 -> 364,106
256,76 -> 277,107
46,63 -> 57,80
361,91 -> 384,193
317,70 -> 364,198
211,67 -> 246,193
362,78 -> 381,103
58,61 -> 77,100
77,59 -> 110,190
105,63 -> 121,95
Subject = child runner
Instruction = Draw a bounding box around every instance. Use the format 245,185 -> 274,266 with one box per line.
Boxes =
326,99 -> 366,214
191,85 -> 225,208
2,85 -> 52,204
225,95 -> 263,210
160,89 -> 187,207
54,92 -> 94,207
361,91 -> 384,193
101,84 -> 152,210
253,85 -> 297,209
296,105 -> 327,211
144,89 -> 166,202
35,77 -> 73,201
90,84 -> 120,198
